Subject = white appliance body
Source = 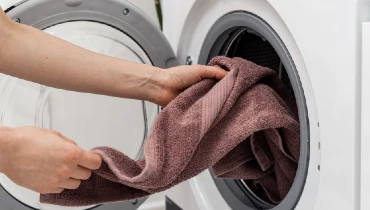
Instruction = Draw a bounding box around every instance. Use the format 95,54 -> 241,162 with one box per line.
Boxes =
0,0 -> 368,209
161,0 -> 366,210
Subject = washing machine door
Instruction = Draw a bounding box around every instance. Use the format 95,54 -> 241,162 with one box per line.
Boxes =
0,0 -> 177,209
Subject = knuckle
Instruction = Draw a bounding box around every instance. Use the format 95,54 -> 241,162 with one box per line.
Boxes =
56,165 -> 70,177
65,148 -> 82,161
69,139 -> 77,145
51,130 -> 62,137
49,177 -> 61,186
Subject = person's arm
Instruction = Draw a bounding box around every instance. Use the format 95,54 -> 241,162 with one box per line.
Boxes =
0,7 -> 227,195
0,9 -> 160,102
0,8 -> 226,106
0,127 -> 12,173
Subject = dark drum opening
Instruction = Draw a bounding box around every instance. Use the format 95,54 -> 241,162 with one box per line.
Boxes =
221,27 -> 293,93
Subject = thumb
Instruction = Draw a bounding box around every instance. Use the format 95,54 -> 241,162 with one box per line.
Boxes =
79,150 -> 102,170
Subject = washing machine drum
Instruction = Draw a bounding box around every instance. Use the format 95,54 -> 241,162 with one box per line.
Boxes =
0,0 -> 176,209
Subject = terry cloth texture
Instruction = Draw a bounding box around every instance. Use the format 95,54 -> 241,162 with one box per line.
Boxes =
40,56 -> 300,206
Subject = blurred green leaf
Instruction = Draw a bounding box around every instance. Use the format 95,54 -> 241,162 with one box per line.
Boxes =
155,0 -> 163,30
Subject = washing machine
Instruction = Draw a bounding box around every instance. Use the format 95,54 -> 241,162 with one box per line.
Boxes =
0,0 -> 173,209
0,0 -> 367,210
161,0 -> 368,209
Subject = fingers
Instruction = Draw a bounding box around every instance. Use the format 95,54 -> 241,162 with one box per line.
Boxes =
51,167 -> 92,193
50,130 -> 99,171
78,150 -> 102,170
53,131 -> 100,172
70,166 -> 92,180
61,178 -> 81,190
196,66 -> 227,80
47,188 -> 64,194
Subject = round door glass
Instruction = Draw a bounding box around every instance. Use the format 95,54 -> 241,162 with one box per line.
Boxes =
0,21 -> 158,210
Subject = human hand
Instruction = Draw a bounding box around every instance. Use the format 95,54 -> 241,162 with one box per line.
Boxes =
153,65 -> 227,106
0,126 -> 102,194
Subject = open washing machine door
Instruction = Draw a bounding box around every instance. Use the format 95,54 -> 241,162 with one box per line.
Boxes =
0,0 -> 177,209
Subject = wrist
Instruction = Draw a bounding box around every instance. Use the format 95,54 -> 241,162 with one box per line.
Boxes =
0,126 -> 16,174
112,60 -> 165,103
147,67 -> 168,105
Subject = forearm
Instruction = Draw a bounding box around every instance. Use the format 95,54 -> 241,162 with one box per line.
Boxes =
0,126 -> 14,174
0,14 -> 162,102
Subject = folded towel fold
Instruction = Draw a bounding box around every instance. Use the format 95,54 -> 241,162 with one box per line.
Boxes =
40,56 -> 299,206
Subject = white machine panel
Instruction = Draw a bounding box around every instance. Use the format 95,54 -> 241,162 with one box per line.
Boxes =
361,21 -> 370,210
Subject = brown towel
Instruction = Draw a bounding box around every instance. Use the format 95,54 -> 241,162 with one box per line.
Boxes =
40,56 -> 299,206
